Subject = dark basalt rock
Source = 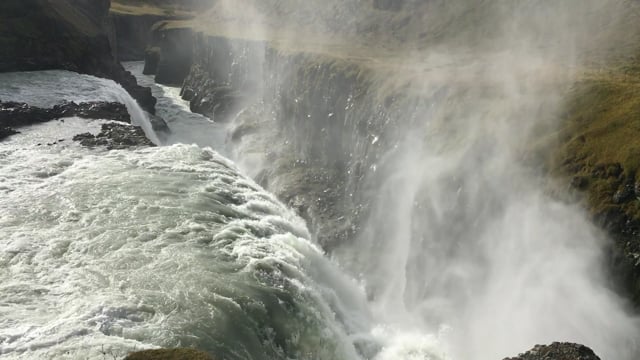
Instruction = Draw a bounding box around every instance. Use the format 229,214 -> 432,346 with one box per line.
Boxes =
0,100 -> 131,128
0,0 -> 156,113
73,122 -> 154,149
143,47 -> 161,75
148,112 -> 170,132
152,26 -> 194,85
181,65 -> 244,122
53,101 -> 131,123
504,342 -> 601,360
0,126 -> 19,141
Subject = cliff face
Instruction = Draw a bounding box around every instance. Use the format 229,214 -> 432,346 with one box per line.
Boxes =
142,1 -> 640,306
172,38 -> 368,248
0,0 -> 156,113
111,14 -> 170,61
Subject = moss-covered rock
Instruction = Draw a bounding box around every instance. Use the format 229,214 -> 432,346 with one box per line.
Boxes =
551,59 -> 640,303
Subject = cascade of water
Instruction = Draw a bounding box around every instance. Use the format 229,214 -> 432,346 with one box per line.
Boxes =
192,1 -> 640,359
0,70 -> 160,144
0,71 -> 373,360
345,55 -> 640,360
101,82 -> 160,145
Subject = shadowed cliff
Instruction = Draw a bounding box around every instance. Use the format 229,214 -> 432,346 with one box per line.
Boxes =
0,0 -> 156,113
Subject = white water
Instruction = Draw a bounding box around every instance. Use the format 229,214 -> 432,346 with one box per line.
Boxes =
338,56 -> 640,359
123,62 -> 229,153
0,71 -> 374,359
2,25 -> 640,359
0,70 -> 160,144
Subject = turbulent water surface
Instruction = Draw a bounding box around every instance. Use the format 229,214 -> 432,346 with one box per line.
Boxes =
0,72 -> 371,359
2,4 -> 640,355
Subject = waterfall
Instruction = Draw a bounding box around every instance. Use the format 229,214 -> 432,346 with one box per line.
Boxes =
0,70 -> 160,144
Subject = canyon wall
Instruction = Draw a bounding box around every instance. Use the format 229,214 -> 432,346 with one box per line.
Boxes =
141,1 -> 640,304
0,0 -> 155,113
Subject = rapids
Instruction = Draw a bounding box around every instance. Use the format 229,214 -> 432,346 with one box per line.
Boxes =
0,71 -> 371,359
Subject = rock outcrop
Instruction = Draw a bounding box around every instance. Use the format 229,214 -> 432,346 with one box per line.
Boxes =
159,33 -> 404,249
142,2 -> 640,311
112,14 -> 176,61
0,0 -> 156,113
504,342 -> 601,360
0,100 -> 131,140
142,22 -> 195,85
73,122 -> 155,149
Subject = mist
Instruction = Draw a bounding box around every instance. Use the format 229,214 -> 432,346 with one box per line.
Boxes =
199,0 -> 640,358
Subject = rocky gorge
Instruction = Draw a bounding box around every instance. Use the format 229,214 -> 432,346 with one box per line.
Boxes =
2,0 -> 640,359
138,0 -> 640,299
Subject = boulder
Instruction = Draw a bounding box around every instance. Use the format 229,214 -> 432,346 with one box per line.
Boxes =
73,122 -> 155,149
504,342 -> 601,360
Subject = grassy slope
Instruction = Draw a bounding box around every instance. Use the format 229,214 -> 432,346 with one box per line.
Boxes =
552,61 -> 640,254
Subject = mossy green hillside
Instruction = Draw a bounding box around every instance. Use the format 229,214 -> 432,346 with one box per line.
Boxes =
551,61 -> 640,281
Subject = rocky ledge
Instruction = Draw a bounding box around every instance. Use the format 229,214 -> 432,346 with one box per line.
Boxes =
0,100 -> 130,140
504,342 -> 601,360
74,122 -> 155,149
124,348 -> 212,360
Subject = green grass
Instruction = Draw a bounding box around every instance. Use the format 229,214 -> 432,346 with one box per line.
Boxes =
552,64 -> 640,220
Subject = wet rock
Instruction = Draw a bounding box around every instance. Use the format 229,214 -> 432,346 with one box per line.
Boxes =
189,85 -> 243,122
143,47 -> 161,75
53,101 -> 131,123
0,101 -> 131,128
504,342 -> 601,360
148,113 -> 170,132
73,123 -> 155,149
181,87 -> 195,102
0,126 -> 19,140
613,182 -> 635,204
153,27 -> 194,85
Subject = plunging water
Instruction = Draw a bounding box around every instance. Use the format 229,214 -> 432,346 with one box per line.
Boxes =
0,71 -> 371,359
1,21 -> 640,358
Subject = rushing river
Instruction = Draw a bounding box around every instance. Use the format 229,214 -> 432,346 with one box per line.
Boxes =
0,71 -> 374,359
0,61 -> 638,360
